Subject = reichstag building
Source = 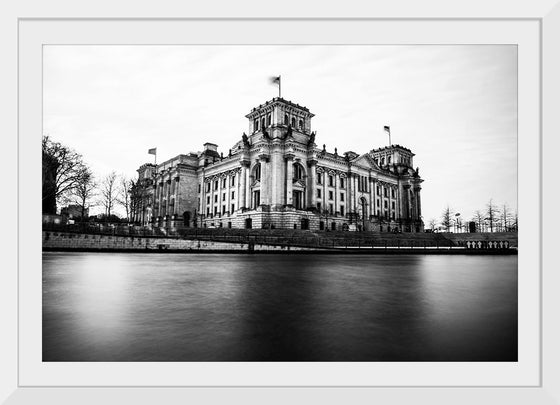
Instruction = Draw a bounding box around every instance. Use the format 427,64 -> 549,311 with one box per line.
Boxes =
132,97 -> 424,232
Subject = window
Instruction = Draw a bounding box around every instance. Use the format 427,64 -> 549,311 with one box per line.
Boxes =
340,193 -> 344,202
293,164 -> 304,180
231,203 -> 235,213
376,199 -> 380,207
231,191 -> 235,199
222,178 -> 226,188
388,156 -> 392,164
284,114 -> 289,125
231,175 -> 235,186
340,206 -> 345,216
253,190 -> 261,207
340,178 -> 345,188
261,117 -> 266,129
206,207 -> 210,216
254,164 -> 261,181
267,114 -> 271,126
329,204 -> 334,214
213,195 -> 218,203
214,180 -> 218,190
254,119 -> 259,131
293,190 -> 303,209
291,117 -> 296,127
299,119 -> 304,129
222,193 -> 226,201
391,201 -> 396,210
328,191 -> 333,200
329,175 -> 334,186
207,196 -> 210,205
206,183 -> 211,193
384,187 -> 388,197
391,188 -> 396,198
384,200 -> 388,209
381,157 -> 385,165
317,202 -> 322,211
392,212 -> 396,220
376,185 -> 380,194
214,207 -> 217,215
317,173 -> 323,184
317,189 -> 321,198
198,184 -> 201,193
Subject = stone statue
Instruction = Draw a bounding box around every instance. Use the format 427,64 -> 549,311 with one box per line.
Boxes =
242,132 -> 250,147
262,127 -> 270,140
307,131 -> 316,146
334,147 -> 338,156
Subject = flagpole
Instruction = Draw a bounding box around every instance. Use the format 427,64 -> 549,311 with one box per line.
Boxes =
279,75 -> 281,98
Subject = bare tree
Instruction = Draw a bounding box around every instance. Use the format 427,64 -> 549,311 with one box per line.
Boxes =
441,205 -> 453,232
500,203 -> 514,232
42,135 -> 88,214
472,210 -> 485,232
428,218 -> 437,232
116,175 -> 134,222
72,167 -> 96,221
99,171 -> 118,219
485,199 -> 499,233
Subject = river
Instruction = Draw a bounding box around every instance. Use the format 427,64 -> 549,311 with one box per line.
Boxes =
42,252 -> 517,361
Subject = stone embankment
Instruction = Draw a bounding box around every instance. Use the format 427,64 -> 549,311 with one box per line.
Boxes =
42,230 -> 517,254
42,231 -> 315,252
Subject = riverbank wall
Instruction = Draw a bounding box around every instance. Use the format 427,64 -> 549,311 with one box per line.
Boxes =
42,231 -> 316,252
42,231 -> 517,254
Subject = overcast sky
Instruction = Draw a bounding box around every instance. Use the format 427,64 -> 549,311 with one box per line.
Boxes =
43,45 -> 517,223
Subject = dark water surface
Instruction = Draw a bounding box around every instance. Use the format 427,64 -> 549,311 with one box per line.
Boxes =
42,253 -> 517,361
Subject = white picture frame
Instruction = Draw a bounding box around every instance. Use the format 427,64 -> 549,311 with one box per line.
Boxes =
2,0 -> 558,403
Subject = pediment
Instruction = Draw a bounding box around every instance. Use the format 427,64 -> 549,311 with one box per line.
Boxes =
353,153 -> 380,170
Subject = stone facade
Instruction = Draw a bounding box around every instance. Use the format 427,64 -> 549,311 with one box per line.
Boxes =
132,97 -> 424,232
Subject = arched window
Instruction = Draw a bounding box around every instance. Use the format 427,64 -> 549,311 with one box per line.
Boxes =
266,114 -> 271,126
291,117 -> 296,127
261,117 -> 266,130
293,163 -> 304,180
254,163 -> 261,181
284,114 -> 289,125
299,119 -> 304,129
254,119 -> 259,131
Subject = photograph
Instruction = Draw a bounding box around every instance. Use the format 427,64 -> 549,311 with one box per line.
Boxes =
41,44 -> 518,362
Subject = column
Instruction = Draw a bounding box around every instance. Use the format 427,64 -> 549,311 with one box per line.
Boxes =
239,164 -> 247,209
369,178 -> 375,218
174,177 -> 179,215
306,160 -> 317,209
404,185 -> 411,219
334,172 -> 339,215
415,187 -> 422,220
259,156 -> 269,206
285,155 -> 294,205
158,181 -> 163,218
226,172 -> 231,215
347,172 -> 353,217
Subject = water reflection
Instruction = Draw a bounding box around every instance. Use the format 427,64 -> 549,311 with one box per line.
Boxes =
43,253 -> 517,361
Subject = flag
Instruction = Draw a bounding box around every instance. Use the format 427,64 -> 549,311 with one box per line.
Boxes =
384,126 -> 390,134
270,75 -> 281,97
148,148 -> 157,155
